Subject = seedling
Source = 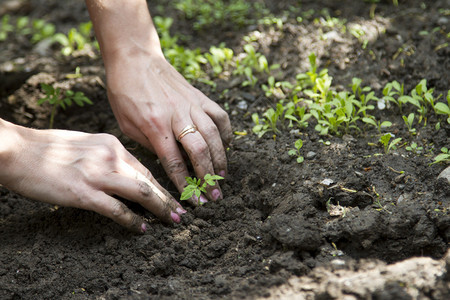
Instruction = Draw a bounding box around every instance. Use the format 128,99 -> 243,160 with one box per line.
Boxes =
434,90 -> 450,124
38,83 -> 93,129
379,133 -> 402,154
402,113 -> 416,135
405,142 -> 423,154
180,174 -> 224,203
430,147 -> 450,165
252,103 -> 283,137
288,139 -> 304,163
52,22 -> 96,56
0,15 -> 14,41
362,117 -> 392,134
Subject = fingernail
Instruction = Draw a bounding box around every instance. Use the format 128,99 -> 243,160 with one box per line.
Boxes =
141,223 -> 148,233
212,189 -> 221,201
171,211 -> 181,223
219,170 -> 226,177
176,207 -> 187,215
199,195 -> 208,204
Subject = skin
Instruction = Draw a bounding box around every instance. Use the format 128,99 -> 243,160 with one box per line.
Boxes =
86,0 -> 232,203
0,0 -> 231,232
0,118 -> 185,233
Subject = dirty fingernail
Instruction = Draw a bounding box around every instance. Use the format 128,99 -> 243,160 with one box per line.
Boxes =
200,195 -> 208,204
212,189 -> 221,201
176,207 -> 187,215
219,170 -> 226,177
171,211 -> 181,223
141,223 -> 148,233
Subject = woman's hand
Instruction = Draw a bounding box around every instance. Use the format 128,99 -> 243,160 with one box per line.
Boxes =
0,119 -> 186,233
106,55 -> 232,204
86,0 -> 232,204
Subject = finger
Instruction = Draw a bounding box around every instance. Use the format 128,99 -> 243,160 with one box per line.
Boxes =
140,127 -> 199,205
101,172 -> 185,224
191,106 -> 227,178
89,192 -> 146,234
199,92 -> 232,146
175,122 -> 222,201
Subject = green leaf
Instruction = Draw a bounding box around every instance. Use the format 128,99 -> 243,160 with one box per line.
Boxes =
362,117 -> 376,127
435,102 -> 450,115
294,139 -> 303,150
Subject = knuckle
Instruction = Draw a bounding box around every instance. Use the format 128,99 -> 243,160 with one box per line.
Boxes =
138,181 -> 154,198
111,201 -> 127,217
191,140 -> 210,158
163,157 -> 185,177
216,110 -> 230,123
201,124 -> 219,138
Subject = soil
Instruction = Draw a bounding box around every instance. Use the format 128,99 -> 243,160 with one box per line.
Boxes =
1,0 -> 449,299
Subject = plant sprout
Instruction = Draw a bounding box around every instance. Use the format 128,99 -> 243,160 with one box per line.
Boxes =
379,133 -> 402,154
288,139 -> 305,163
38,83 -> 93,129
180,174 -> 224,203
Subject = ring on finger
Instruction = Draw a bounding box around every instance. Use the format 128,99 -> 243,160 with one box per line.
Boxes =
177,124 -> 198,141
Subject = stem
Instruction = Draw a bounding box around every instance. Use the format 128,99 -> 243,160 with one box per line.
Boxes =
49,104 -> 57,129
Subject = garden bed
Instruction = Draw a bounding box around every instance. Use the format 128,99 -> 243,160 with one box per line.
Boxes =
1,0 -> 449,299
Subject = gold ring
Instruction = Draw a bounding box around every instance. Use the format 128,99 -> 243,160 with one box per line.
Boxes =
177,124 -> 198,141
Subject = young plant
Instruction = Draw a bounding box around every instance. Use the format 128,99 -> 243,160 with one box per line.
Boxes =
402,113 -> 416,135
379,133 -> 402,154
405,142 -> 423,154
52,22 -> 95,56
252,103 -> 284,137
0,15 -> 14,41
38,83 -> 93,129
430,147 -> 450,165
362,116 -> 392,134
288,139 -> 305,163
434,90 -> 450,125
180,174 -> 224,203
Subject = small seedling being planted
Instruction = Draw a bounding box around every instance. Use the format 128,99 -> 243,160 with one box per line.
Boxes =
288,138 -> 305,163
379,133 -> 402,154
38,83 -> 93,129
180,174 -> 224,203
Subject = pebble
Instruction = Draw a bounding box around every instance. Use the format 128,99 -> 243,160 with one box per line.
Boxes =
437,17 -> 448,26
320,178 -> 334,186
437,166 -> 450,184
397,194 -> 410,205
237,100 -> 248,110
306,151 -> 316,159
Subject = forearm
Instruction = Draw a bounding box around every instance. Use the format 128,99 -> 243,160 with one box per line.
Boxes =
85,0 -> 164,68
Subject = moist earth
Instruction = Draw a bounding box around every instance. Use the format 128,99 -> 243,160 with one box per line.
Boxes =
1,0 -> 449,299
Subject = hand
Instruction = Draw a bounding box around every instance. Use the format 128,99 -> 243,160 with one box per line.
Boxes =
106,54 -> 232,204
86,0 -> 232,205
0,123 -> 186,233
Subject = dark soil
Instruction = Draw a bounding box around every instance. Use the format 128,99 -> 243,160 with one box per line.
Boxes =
1,0 -> 449,299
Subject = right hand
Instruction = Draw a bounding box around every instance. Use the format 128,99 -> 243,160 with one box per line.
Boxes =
1,125 -> 186,233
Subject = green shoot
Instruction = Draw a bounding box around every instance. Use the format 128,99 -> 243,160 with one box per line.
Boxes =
405,142 -> 423,154
180,174 -> 224,203
379,133 -> 402,154
38,83 -> 93,129
288,139 -> 304,163
402,113 -> 416,135
430,147 -> 450,165
362,116 -> 392,134
0,15 -> 14,41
